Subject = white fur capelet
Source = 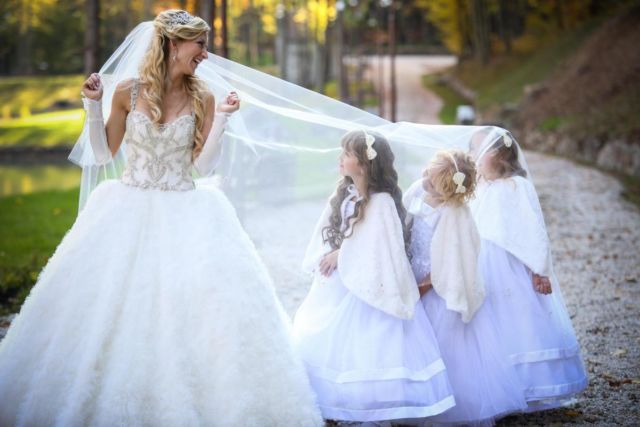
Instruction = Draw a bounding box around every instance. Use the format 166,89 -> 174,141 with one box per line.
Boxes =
404,180 -> 485,323
303,192 -> 419,319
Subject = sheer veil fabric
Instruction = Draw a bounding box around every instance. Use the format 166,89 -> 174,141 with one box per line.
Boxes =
69,21 -> 514,299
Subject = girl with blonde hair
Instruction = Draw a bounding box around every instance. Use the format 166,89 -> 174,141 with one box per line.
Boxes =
404,149 -> 527,425
0,10 -> 322,426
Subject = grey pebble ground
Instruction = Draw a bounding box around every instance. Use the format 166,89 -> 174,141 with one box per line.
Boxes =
495,152 -> 640,425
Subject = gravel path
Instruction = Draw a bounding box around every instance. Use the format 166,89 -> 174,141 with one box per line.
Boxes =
360,55 -> 457,124
495,152 -> 640,426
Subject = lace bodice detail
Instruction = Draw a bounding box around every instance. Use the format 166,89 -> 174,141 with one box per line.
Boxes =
408,194 -> 442,283
120,81 -> 196,191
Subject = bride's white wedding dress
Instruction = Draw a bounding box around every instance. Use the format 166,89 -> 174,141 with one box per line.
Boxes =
0,83 -> 322,427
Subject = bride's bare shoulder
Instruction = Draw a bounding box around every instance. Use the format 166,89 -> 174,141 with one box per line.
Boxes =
109,78 -> 140,110
114,78 -> 139,92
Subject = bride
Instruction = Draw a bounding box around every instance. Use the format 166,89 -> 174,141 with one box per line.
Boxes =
0,9 -> 322,426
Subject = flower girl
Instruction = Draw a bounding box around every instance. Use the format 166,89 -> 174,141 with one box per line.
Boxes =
471,130 -> 588,410
292,130 -> 455,423
404,149 -> 527,426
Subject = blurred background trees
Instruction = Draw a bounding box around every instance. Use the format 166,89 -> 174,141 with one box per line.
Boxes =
1,0 -> 638,316
1,1 -> 625,79
2,0 -> 632,126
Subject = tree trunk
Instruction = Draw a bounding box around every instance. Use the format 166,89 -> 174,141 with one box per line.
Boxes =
323,20 -> 334,83
498,0 -> 512,54
250,5 -> 260,65
313,41 -> 326,93
555,0 -> 565,30
276,11 -> 289,79
84,0 -> 100,75
470,0 -> 490,64
200,0 -> 215,50
312,5 -> 326,93
355,54 -> 366,108
377,4 -> 385,118
16,0 -> 34,75
389,1 -> 397,122
143,0 -> 153,20
221,0 -> 229,58
336,10 -> 349,101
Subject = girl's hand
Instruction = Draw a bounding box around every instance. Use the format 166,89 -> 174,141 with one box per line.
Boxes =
217,91 -> 240,114
82,73 -> 103,101
418,274 -> 432,296
533,274 -> 552,294
319,250 -> 339,277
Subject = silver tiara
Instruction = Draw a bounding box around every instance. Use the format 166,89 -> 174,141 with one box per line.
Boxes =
168,11 -> 193,28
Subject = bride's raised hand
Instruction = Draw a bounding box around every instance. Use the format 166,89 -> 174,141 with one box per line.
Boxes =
217,91 -> 240,114
82,73 -> 103,101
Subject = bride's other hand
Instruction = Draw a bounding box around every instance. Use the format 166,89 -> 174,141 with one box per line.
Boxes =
217,91 -> 240,114
82,73 -> 103,101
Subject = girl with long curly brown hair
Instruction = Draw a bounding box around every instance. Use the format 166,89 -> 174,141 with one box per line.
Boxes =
292,129 -> 455,423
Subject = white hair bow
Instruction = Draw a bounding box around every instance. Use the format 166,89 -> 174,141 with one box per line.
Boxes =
502,130 -> 513,148
447,152 -> 466,194
362,130 -> 377,160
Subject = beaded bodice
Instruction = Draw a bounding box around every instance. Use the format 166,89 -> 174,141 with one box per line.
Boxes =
120,81 -> 196,191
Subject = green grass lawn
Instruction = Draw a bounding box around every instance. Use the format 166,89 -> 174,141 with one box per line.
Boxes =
418,24 -> 599,127
0,74 -> 84,119
0,188 -> 78,314
0,109 -> 83,147
454,23 -> 598,110
0,74 -> 85,147
0,164 -> 81,197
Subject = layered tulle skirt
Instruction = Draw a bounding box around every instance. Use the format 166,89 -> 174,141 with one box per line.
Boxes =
479,240 -> 588,409
0,180 -> 322,427
292,272 -> 455,422
420,292 -> 527,426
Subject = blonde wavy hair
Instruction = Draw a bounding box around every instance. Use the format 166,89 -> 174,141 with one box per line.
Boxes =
138,10 -> 210,158
427,149 -> 477,205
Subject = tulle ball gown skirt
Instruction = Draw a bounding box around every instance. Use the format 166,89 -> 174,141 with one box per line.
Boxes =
479,240 -> 588,410
421,292 -> 528,426
292,272 -> 455,423
0,180 -> 322,427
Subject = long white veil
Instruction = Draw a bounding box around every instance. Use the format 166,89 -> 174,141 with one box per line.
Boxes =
69,22 -> 513,308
